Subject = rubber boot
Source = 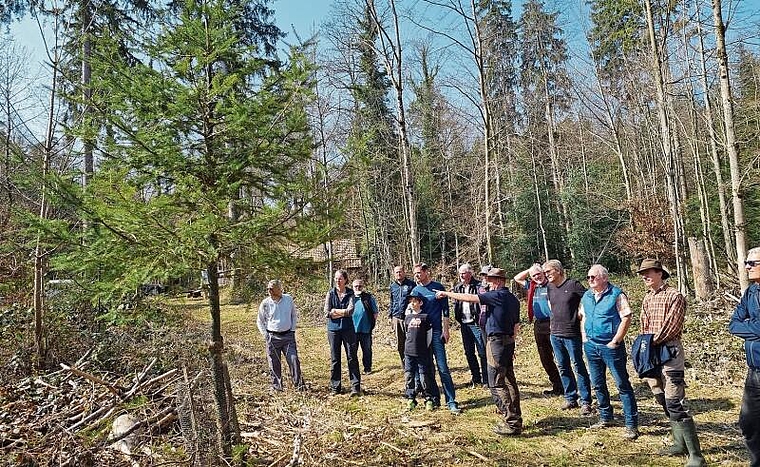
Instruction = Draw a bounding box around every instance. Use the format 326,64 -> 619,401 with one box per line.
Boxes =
681,418 -> 707,467
655,392 -> 670,418
659,420 -> 687,456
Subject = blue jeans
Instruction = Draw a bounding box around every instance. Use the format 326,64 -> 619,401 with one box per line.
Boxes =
550,335 -> 592,405
430,329 -> 457,407
356,332 -> 373,372
584,341 -> 638,428
461,322 -> 487,384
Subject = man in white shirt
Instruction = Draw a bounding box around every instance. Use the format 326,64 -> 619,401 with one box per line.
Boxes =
257,279 -> 305,391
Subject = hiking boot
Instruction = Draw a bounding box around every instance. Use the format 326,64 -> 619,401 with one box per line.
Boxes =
542,388 -> 564,397
493,423 -> 521,436
350,389 -> 361,398
590,419 -> 613,429
580,404 -> 595,417
407,399 -> 417,411
448,402 -> 462,415
623,427 -> 639,440
425,400 -> 435,411
560,400 -> 579,410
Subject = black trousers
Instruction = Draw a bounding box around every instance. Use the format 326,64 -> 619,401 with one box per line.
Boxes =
327,328 -> 360,392
740,367 -> 760,467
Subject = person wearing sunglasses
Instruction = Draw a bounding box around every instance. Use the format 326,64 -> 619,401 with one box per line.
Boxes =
578,264 -> 638,440
729,247 -> 760,467
637,258 -> 705,466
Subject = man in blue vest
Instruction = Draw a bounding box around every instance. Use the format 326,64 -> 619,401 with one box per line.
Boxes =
579,264 -> 638,440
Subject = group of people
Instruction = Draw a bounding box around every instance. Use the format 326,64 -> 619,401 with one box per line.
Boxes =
256,248 -> 760,467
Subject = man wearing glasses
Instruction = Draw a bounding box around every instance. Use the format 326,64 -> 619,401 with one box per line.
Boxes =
637,258 -> 705,465
729,247 -> 760,467
579,264 -> 638,440
513,263 -> 563,396
257,279 -> 305,391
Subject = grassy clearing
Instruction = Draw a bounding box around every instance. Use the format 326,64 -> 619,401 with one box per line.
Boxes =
183,294 -> 748,466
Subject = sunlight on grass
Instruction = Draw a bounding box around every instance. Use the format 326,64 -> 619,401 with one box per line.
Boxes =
181,292 -> 748,466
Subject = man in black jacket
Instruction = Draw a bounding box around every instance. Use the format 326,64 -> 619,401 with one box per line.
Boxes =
452,263 -> 487,388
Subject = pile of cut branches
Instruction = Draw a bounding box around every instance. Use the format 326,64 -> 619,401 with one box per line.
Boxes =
0,351 -> 189,466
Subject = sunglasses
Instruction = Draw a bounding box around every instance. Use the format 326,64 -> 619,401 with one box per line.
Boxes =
746,260 -> 760,268
587,275 -> 597,280
531,272 -> 543,278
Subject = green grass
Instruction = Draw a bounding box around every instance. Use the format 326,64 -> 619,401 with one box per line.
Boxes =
184,293 -> 749,466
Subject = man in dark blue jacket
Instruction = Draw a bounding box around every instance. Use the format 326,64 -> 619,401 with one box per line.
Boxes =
389,266 -> 416,367
729,246 -> 760,467
438,268 -> 521,435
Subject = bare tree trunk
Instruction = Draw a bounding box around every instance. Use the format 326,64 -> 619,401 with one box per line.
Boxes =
695,0 -> 733,277
543,73 -> 573,264
33,19 -> 63,370
688,237 -> 715,300
81,1 -> 93,186
366,0 -> 419,264
530,140 -> 549,261
712,0 -> 748,291
644,0 -> 686,292
206,256 -> 235,460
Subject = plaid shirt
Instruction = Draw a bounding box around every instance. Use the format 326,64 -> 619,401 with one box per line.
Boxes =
640,283 -> 685,345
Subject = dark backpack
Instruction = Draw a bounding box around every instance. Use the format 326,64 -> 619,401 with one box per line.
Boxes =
359,292 -> 377,330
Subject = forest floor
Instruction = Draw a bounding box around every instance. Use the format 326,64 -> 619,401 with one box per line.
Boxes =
191,292 -> 752,467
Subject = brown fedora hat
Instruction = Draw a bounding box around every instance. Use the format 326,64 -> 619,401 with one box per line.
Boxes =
636,258 -> 670,280
486,268 -> 507,279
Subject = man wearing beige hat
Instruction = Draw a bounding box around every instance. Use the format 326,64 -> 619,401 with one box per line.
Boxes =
437,268 -> 522,436
637,259 -> 705,466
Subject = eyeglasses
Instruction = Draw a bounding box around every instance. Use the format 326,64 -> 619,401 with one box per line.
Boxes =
354,284 -> 363,289
746,260 -> 760,268
587,275 -> 597,280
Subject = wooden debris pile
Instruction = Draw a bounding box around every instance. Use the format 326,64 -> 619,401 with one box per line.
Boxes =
0,350 -> 197,466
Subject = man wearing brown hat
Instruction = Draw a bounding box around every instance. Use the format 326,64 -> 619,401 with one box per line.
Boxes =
437,268 -> 522,436
637,259 -> 705,466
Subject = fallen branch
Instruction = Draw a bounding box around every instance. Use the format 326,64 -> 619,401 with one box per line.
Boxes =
61,363 -> 121,398
468,450 -> 489,461
380,441 -> 405,454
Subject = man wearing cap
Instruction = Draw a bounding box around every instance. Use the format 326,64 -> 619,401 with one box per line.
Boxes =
437,268 -> 522,435
389,266 -> 416,367
637,258 -> 705,466
412,262 -> 461,414
579,264 -> 639,440
729,247 -> 760,467
257,279 -> 305,391
514,263 -> 563,396
452,263 -> 488,388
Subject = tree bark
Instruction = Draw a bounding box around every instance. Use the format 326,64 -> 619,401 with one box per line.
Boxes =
712,0 -> 748,291
695,0 -> 733,282
688,237 -> 715,300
